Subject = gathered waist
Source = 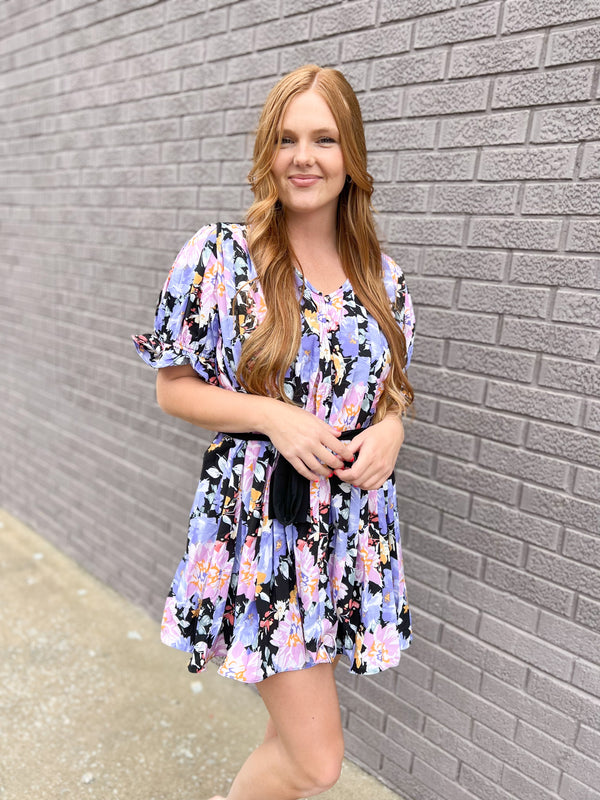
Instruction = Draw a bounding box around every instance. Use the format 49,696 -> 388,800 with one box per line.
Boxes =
230,428 -> 364,444
226,428 -> 366,526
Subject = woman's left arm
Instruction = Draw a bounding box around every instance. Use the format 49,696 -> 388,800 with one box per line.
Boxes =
333,412 -> 405,491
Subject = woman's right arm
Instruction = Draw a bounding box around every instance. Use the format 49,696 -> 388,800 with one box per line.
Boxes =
156,365 -> 354,480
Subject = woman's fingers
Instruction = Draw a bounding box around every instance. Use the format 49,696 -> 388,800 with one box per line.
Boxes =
274,412 -> 404,489
289,459 -> 324,482
335,464 -> 390,490
322,427 -> 356,461
266,405 -> 355,473
332,416 -> 404,489
334,445 -> 394,489
314,442 -> 349,472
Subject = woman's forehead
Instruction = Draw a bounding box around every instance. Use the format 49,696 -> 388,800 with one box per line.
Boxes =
280,90 -> 339,127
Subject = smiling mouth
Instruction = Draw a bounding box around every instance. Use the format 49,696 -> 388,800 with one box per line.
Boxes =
289,175 -> 321,186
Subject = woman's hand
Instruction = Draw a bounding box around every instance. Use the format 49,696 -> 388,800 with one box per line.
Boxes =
156,368 -> 349,478
263,403 -> 355,482
333,414 -> 405,491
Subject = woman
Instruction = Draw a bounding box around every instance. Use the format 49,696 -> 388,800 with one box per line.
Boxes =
132,64 -> 415,800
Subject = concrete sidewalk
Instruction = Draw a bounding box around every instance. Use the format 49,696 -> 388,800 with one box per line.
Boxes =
0,509 -> 401,800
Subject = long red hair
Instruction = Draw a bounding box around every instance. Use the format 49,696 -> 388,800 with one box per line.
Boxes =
237,64 -> 414,420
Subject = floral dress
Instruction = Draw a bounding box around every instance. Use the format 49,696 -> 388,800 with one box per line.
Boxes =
132,222 -> 416,683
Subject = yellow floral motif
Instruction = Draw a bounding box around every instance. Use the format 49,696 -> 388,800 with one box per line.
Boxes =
359,542 -> 376,578
249,487 -> 261,512
239,553 -> 255,589
204,262 -> 218,283
304,309 -> 319,334
380,536 -> 390,565
255,571 -> 267,596
355,632 -> 363,668
332,350 -> 345,384
331,295 -> 344,313
343,397 -> 361,419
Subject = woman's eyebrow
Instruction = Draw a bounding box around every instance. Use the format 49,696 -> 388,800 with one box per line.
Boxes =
280,127 -> 339,136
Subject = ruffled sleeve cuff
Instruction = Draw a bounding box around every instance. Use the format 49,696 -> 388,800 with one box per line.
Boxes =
131,331 -> 197,369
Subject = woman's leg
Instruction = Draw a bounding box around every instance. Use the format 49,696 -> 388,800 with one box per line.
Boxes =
262,714 -> 278,744
221,661 -> 345,800
261,654 -> 342,744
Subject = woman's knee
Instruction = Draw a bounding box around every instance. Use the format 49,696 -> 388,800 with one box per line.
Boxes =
291,736 -> 345,794
257,663 -> 345,792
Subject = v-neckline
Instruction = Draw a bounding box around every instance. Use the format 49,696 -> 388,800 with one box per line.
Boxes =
294,267 -> 351,300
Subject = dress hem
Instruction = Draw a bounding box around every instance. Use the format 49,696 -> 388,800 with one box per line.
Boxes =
161,634 -> 413,684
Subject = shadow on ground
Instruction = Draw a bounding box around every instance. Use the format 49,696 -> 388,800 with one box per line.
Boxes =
0,510 -> 401,800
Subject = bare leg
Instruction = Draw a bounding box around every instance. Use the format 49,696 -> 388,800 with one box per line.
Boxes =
262,654 -> 342,744
262,714 -> 278,744
224,661 -> 345,800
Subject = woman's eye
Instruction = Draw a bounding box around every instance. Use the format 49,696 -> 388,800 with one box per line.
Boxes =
280,137 -> 293,145
318,137 -> 336,144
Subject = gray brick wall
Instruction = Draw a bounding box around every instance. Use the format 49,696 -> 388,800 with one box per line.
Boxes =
1,2 -> 599,799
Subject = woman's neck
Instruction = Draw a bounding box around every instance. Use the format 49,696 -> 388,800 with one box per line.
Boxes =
284,211 -> 339,262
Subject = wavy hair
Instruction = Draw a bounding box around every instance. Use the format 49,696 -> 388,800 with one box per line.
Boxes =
237,64 -> 414,421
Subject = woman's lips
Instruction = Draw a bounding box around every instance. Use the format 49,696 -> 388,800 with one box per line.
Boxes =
289,175 -> 321,187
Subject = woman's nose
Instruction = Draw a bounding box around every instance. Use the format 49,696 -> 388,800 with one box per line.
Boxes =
293,142 -> 314,166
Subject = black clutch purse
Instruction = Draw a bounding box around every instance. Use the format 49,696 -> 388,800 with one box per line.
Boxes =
268,453 -> 311,525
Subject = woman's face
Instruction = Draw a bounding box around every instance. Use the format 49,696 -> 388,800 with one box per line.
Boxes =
271,89 -> 346,221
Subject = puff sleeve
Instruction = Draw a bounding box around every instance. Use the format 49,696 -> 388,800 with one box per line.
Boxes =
382,253 -> 416,369
131,225 -> 220,384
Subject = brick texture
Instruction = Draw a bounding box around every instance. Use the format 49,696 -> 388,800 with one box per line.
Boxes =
1,2 -> 599,800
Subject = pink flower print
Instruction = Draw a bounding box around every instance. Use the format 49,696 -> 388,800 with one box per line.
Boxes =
218,641 -> 263,683
329,554 -> 349,606
308,479 -> 321,522
304,370 -> 322,416
295,540 -> 320,605
202,255 -> 218,284
160,597 -> 183,647
337,383 -> 366,428
212,635 -> 229,660
237,536 -> 258,601
246,440 -> 262,463
315,617 -> 338,664
178,322 -> 194,353
317,476 -> 331,508
187,541 -> 213,601
271,605 -> 306,671
356,533 -> 382,587
362,624 -> 400,670
203,540 -> 232,604
367,490 -> 380,528
252,285 -> 268,323
241,459 -> 255,494
322,296 -> 343,333
330,293 -> 344,315
314,379 -> 332,421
